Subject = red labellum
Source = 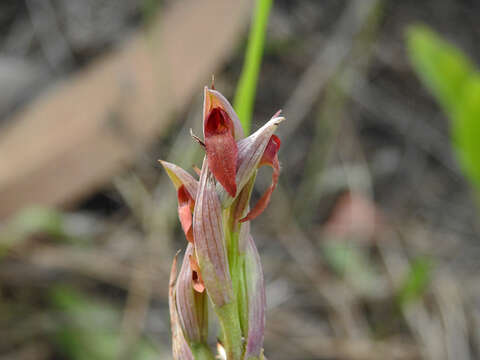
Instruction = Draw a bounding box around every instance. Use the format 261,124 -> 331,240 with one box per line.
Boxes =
204,108 -> 238,197
189,255 -> 205,293
240,135 -> 281,222
177,185 -> 195,243
260,134 -> 281,166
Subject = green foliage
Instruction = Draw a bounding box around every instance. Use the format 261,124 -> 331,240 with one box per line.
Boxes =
234,0 -> 273,135
9,206 -> 65,238
323,241 -> 379,296
142,0 -> 162,25
49,286 -> 120,360
397,256 -> 433,307
407,25 -> 480,194
50,287 -> 158,360
0,206 -> 66,257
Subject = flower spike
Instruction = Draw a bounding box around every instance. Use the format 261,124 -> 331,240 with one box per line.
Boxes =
165,86 -> 282,360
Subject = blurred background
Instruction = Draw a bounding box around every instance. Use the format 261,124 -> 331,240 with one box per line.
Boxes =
1,0 -> 480,359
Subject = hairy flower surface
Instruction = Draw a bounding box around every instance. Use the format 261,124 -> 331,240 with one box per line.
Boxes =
162,86 -> 283,360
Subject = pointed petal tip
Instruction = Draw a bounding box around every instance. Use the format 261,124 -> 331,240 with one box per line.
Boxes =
271,115 -> 285,126
159,159 -> 175,172
160,161 -> 199,199
257,114 -> 284,134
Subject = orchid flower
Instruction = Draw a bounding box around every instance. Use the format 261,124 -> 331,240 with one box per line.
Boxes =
162,86 -> 284,360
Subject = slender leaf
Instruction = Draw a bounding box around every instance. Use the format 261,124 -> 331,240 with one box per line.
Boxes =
407,25 -> 480,193
234,0 -> 273,135
397,257 -> 433,307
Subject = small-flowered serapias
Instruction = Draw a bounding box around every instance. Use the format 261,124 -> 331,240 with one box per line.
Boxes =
161,86 -> 283,360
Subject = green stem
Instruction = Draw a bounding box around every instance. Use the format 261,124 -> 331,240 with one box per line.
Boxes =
234,0 -> 273,134
237,253 -> 248,335
191,343 -> 216,360
216,302 -> 243,360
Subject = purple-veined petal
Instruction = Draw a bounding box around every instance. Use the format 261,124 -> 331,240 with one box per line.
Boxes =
193,157 -> 233,308
160,160 -> 198,199
176,244 -> 208,343
219,114 -> 284,207
160,160 -> 198,243
243,236 -> 266,360
169,252 -> 194,360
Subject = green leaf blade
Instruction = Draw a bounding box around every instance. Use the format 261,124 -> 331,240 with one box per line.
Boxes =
407,25 -> 480,193
234,0 -> 273,135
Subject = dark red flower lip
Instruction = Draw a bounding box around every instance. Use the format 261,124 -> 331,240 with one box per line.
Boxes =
204,107 -> 238,198
203,87 -> 244,141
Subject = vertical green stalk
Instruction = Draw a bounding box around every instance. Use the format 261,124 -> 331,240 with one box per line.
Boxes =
234,0 -> 273,135
220,207 -> 244,360
221,2 -> 274,352
237,254 -> 248,335
216,302 -> 243,360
